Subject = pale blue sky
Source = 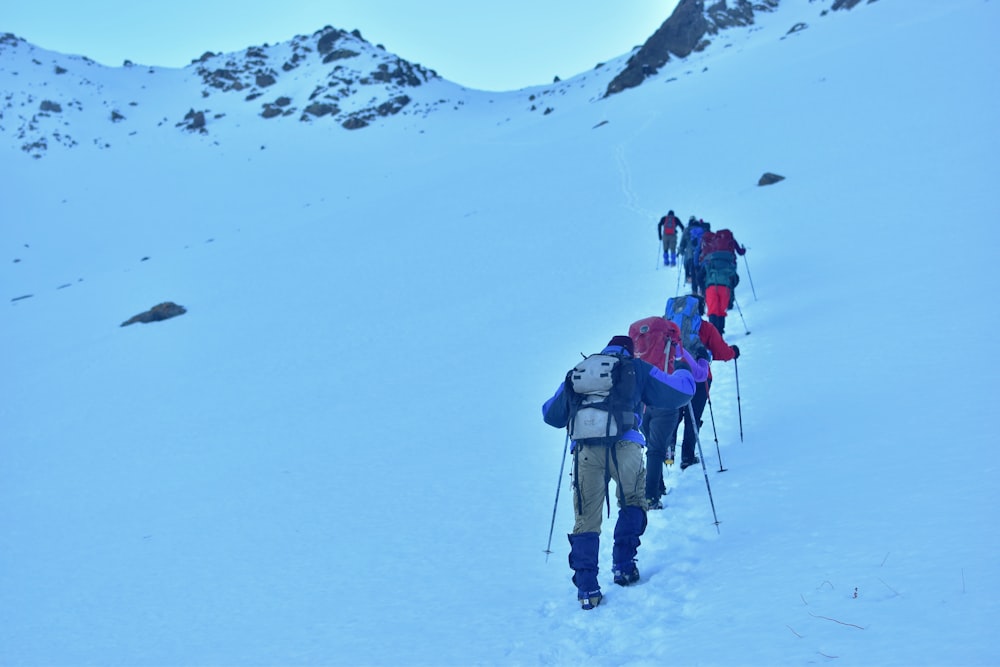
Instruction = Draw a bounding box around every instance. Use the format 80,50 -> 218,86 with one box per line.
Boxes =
2,1 -> 678,91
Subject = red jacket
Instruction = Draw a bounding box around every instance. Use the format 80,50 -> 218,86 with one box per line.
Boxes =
699,319 -> 736,381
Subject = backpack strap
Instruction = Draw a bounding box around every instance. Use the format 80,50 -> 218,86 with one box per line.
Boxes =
573,449 -> 584,518
605,446 -> 613,518
608,444 -> 627,514
571,443 -> 618,519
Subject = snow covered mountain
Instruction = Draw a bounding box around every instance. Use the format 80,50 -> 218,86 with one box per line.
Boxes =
3,1 -> 999,665
1,25 -> 450,158
3,0 -> 859,160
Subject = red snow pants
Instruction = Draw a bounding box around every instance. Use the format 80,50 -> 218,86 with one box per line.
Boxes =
705,284 -> 731,318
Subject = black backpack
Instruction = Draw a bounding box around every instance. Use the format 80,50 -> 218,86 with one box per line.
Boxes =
565,352 -> 637,445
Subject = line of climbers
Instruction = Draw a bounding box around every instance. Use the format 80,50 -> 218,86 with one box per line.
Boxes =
660,211 -> 747,334
542,292 -> 742,611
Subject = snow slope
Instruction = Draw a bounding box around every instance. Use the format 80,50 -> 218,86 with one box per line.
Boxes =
2,1 -> 999,665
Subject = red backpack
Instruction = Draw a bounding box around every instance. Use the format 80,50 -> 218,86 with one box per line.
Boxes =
628,317 -> 681,374
699,228 -> 737,260
661,214 -> 680,235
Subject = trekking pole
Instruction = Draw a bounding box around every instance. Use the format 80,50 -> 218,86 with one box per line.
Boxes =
707,396 -> 727,472
655,242 -> 661,271
688,406 -> 721,533
675,259 -> 682,295
544,431 -> 571,561
734,358 -> 744,443
742,254 -> 758,301
733,297 -> 750,335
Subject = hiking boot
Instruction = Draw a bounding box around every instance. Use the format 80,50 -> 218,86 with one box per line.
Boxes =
647,497 -> 663,511
579,590 -> 603,610
680,456 -> 700,470
613,563 -> 641,587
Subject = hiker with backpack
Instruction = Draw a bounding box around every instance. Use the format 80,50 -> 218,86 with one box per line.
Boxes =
542,335 -> 696,610
679,218 -> 711,294
628,316 -> 709,509
664,294 -> 740,469
698,228 -> 747,334
657,210 -> 684,267
678,216 -> 698,284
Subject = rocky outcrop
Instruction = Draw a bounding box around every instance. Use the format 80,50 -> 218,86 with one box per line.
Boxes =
185,26 -> 432,132
120,302 -> 187,327
177,109 -> 207,132
605,0 -> 780,98
832,0 -> 878,10
605,0 -> 708,96
340,94 -> 412,130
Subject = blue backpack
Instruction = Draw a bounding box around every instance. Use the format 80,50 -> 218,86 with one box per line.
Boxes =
664,295 -> 707,359
688,226 -> 706,265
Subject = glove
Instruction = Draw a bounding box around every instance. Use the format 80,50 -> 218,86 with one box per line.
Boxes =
731,345 -> 740,359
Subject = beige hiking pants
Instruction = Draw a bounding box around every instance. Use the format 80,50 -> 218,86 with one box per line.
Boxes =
571,440 -> 647,534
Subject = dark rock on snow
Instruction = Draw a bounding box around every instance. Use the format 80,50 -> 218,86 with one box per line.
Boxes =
121,302 -> 187,327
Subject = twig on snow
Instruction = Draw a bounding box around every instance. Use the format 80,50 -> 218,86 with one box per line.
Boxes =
878,577 -> 899,596
808,611 -> 865,630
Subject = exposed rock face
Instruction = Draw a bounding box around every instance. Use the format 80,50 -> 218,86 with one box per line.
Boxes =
303,102 -> 338,118
605,0 -> 780,98
255,73 -> 277,88
120,302 -> 187,327
605,0 -> 708,96
178,109 -> 207,132
758,172 -> 785,186
832,0 -> 875,9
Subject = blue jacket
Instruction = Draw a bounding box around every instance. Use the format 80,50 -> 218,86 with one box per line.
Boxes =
542,344 -> 696,448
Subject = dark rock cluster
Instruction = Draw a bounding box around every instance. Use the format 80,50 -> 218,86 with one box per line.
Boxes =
120,302 -> 188,327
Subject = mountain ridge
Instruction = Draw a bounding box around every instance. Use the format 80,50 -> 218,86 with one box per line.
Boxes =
2,0 -> 878,159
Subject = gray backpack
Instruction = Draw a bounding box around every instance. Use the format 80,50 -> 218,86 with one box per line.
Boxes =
566,353 -> 637,444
